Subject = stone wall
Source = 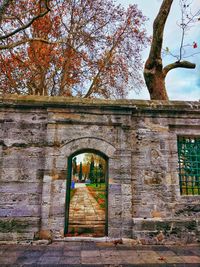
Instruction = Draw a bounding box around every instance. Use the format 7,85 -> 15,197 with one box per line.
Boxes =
0,95 -> 200,244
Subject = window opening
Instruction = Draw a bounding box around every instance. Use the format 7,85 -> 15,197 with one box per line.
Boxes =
177,136 -> 200,195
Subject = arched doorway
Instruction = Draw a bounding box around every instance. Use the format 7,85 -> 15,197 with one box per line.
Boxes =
64,149 -> 108,237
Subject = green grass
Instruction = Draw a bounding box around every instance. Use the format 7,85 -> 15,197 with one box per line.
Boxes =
86,183 -> 106,189
70,188 -> 77,199
86,183 -> 106,209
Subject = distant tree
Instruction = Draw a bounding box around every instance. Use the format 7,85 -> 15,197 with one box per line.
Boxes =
99,163 -> 104,183
82,162 -> 90,180
89,156 -> 95,183
72,157 -> 77,176
144,0 -> 200,100
0,0 -> 149,98
78,162 -> 82,181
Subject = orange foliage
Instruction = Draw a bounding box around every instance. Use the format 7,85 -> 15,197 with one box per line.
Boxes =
0,0 -> 149,97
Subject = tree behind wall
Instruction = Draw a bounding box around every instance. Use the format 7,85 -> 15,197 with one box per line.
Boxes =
144,0 -> 199,100
79,162 -> 83,182
0,0 -> 149,99
89,158 -> 95,183
72,157 -> 77,177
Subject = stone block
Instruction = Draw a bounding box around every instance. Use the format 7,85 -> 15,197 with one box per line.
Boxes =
38,230 -> 52,240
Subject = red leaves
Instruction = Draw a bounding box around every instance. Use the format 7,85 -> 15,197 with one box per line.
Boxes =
193,42 -> 198,48
0,0 -> 149,97
32,13 -> 52,38
28,41 -> 52,68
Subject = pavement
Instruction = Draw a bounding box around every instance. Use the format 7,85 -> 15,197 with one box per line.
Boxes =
68,183 -> 105,236
0,240 -> 200,266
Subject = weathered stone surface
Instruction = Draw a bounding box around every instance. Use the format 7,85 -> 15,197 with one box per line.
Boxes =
0,95 -> 200,243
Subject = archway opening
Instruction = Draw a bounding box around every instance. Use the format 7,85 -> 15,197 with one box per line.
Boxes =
65,150 -> 108,237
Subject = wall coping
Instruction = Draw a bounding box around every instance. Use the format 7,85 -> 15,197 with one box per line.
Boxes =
0,94 -> 199,114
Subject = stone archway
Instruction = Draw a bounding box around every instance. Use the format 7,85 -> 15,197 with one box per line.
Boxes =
40,137 -> 117,239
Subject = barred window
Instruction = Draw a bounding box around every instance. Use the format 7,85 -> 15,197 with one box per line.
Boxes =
177,136 -> 200,195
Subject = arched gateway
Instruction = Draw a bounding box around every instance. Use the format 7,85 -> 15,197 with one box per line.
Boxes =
40,137 -> 124,239
65,148 -> 108,237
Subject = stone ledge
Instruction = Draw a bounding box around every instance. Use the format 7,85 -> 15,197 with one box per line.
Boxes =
0,94 -> 199,114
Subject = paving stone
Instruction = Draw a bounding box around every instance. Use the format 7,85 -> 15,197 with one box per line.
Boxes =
0,255 -> 18,264
2,250 -> 23,258
81,241 -> 98,250
63,245 -> 81,251
149,246 -> 171,251
59,256 -> 81,264
164,256 -> 185,263
38,256 -> 61,264
0,242 -> 199,266
96,242 -> 116,248
42,250 -> 64,256
82,250 -> 101,257
63,250 -> 80,256
119,255 -> 145,265
100,255 -> 125,265
17,255 -> 40,265
188,247 -> 200,256
82,256 -> 103,265
156,250 -> 177,257
181,256 -> 200,264
22,250 -> 44,258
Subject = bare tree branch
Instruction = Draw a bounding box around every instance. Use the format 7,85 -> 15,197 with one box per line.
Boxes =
0,0 -> 11,23
0,0 -> 51,40
0,37 -> 75,50
163,60 -> 196,76
84,12 -> 133,98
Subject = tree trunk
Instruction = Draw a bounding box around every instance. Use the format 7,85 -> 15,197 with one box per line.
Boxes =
144,60 -> 168,100
144,0 -> 173,100
144,0 -> 196,100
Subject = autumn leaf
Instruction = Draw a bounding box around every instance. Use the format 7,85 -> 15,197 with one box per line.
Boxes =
193,42 -> 198,48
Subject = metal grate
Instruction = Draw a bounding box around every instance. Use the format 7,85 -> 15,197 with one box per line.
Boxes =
177,136 -> 200,195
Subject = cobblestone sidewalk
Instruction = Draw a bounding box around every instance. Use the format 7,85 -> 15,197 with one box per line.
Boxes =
0,241 -> 200,266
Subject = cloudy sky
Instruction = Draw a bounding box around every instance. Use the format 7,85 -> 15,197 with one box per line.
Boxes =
117,0 -> 200,100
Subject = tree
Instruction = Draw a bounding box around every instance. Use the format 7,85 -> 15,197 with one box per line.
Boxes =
98,163 -> 104,183
89,156 -> 95,183
0,0 -> 149,99
72,157 -> 77,176
144,0 -> 200,100
78,162 -> 82,181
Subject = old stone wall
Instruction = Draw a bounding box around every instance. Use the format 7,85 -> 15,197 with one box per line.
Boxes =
0,95 -> 200,244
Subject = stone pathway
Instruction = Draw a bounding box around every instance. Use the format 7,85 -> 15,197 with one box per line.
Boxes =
68,183 -> 105,236
0,241 -> 200,266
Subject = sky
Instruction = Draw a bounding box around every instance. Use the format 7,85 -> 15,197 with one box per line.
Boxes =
116,0 -> 200,101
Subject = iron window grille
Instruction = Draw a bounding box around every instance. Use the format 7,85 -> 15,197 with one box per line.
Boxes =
177,136 -> 200,195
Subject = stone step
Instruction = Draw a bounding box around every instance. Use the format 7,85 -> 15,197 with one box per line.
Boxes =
68,225 -> 105,235
69,222 -> 105,226
69,220 -> 104,223
69,223 -> 104,227
68,224 -> 105,227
